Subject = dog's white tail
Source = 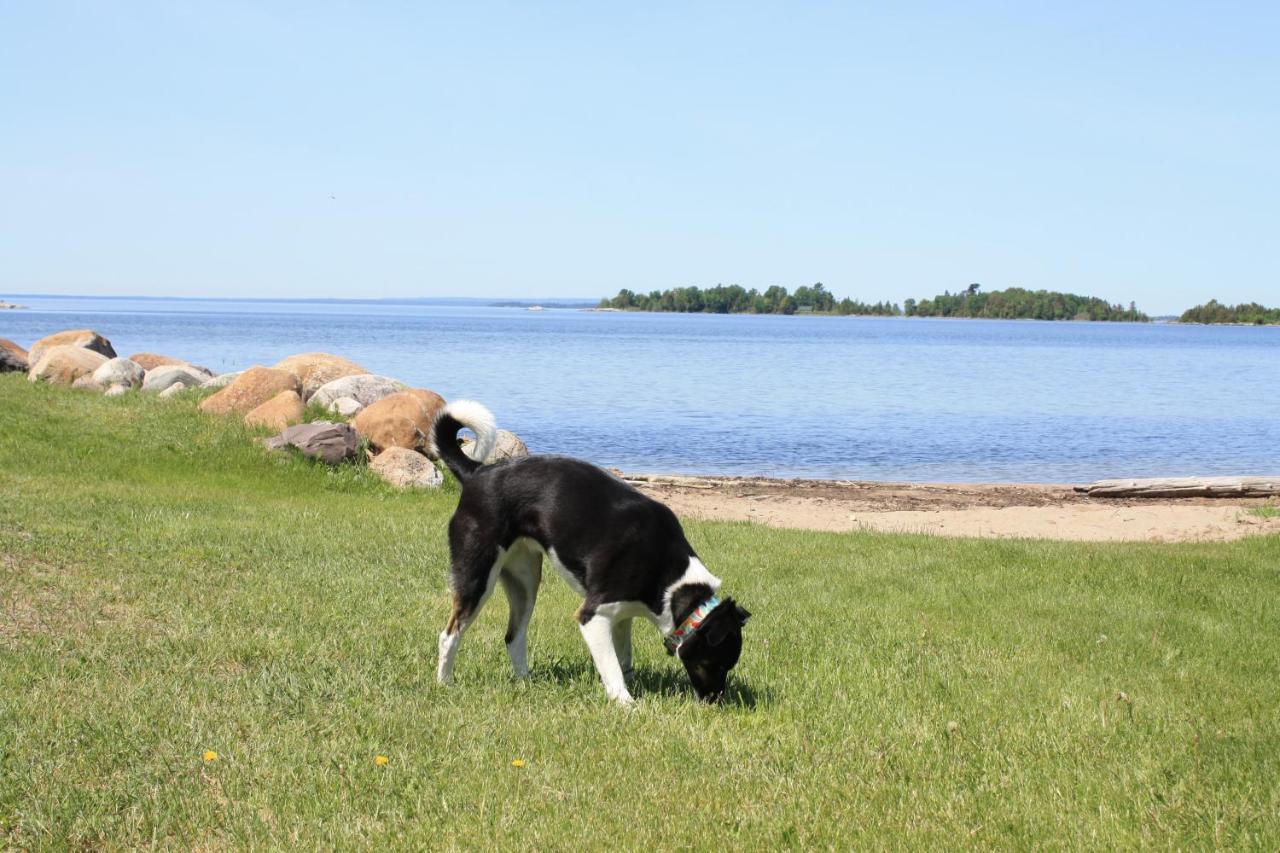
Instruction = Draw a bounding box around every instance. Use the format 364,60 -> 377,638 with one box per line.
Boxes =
430,400 -> 497,482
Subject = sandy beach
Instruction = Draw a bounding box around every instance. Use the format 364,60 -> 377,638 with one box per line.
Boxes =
625,473 -> 1280,542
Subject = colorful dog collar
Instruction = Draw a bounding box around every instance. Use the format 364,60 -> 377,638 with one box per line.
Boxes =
664,594 -> 721,654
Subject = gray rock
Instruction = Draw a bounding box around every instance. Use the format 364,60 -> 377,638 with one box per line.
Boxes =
201,370 -> 243,389
142,364 -> 208,394
92,357 -> 145,390
369,447 -> 444,489
461,429 -> 529,464
158,383 -> 188,399
330,396 -> 364,418
264,421 -> 360,465
104,384 -> 131,397
309,374 -> 407,410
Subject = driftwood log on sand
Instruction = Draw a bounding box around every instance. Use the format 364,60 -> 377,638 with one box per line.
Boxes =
1076,476 -> 1280,498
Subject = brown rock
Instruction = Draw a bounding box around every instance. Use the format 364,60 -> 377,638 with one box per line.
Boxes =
128,352 -> 212,374
0,338 -> 28,372
369,447 -> 444,489
27,345 -> 109,385
28,330 -> 116,366
352,388 -> 446,454
273,352 -> 368,400
245,389 -> 305,431
199,366 -> 302,416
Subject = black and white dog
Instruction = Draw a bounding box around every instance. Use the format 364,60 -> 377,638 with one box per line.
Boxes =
431,401 -> 750,705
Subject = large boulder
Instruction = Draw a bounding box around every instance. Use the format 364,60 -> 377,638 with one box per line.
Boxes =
142,364 -> 208,394
0,338 -> 28,372
369,447 -> 444,489
104,384 -> 131,398
28,330 -> 116,366
91,357 -> 146,390
352,389 -> 446,454
309,374 -> 406,410
27,345 -> 108,385
127,352 -> 213,374
245,390 -> 304,431
273,352 -> 368,401
461,429 -> 529,464
200,366 -> 301,416
264,421 -> 359,465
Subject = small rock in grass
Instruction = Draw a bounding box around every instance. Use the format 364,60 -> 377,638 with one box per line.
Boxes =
104,384 -> 131,397
158,383 -> 189,399
329,396 -> 364,418
370,446 -> 444,489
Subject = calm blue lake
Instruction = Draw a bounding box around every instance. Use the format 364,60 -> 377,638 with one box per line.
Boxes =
4,296 -> 1277,483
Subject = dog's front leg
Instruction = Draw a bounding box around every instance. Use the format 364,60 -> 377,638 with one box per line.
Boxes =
579,613 -> 634,705
611,618 -> 634,681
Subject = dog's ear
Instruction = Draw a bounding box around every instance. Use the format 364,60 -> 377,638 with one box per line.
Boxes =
704,613 -> 733,647
720,597 -> 751,626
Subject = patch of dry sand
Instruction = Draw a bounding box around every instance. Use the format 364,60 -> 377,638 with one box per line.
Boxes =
624,474 -> 1280,542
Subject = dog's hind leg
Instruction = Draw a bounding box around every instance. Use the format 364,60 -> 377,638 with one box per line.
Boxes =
437,543 -> 504,685
611,618 -> 634,681
499,545 -> 541,678
579,611 -> 634,705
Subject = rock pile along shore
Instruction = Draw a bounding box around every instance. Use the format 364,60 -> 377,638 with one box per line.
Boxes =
5,330 -> 527,489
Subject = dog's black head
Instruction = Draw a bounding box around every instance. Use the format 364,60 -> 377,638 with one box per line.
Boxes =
677,598 -> 751,703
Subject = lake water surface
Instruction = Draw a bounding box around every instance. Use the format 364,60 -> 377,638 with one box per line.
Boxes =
4,296 -> 1277,482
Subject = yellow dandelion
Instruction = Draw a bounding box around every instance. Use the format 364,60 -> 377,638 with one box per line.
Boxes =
375,755 -> 389,766
203,750 -> 218,762
511,759 -> 526,768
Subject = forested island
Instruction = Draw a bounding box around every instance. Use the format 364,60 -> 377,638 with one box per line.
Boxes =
905,285 -> 1148,322
598,283 -> 1147,321
599,283 -> 899,315
1178,300 -> 1280,325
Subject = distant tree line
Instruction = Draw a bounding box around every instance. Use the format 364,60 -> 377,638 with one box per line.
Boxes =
601,282 -> 1152,321
904,284 -> 1148,322
1178,299 -> 1280,325
599,283 -> 900,316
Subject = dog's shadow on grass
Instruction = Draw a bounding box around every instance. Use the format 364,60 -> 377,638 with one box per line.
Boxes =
530,659 -> 774,709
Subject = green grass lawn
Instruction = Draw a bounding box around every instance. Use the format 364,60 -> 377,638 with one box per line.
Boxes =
2,375 -> 1278,849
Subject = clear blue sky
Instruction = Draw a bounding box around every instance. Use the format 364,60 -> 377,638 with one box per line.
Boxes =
3,2 -> 1277,313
